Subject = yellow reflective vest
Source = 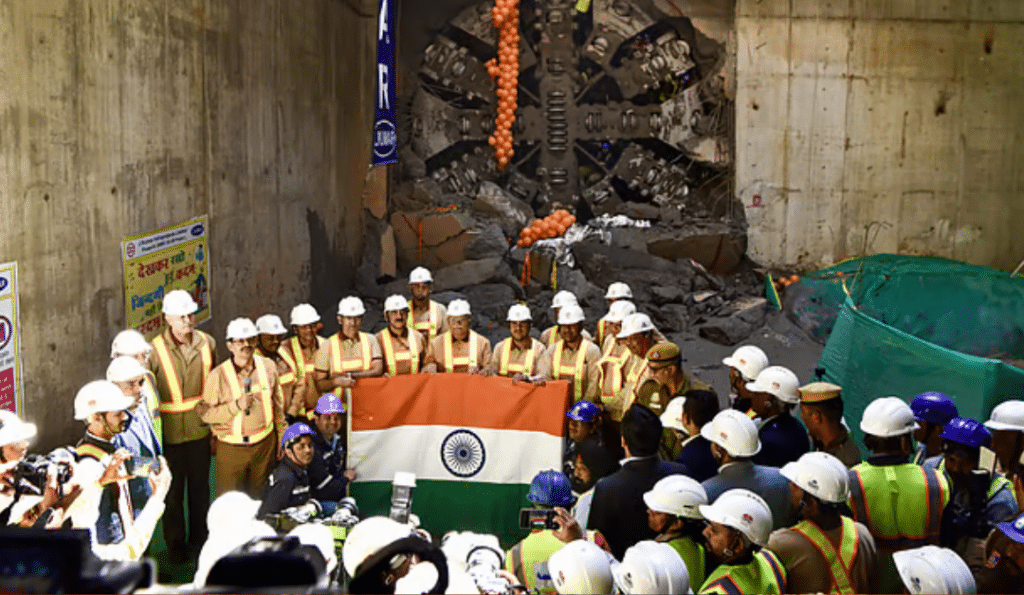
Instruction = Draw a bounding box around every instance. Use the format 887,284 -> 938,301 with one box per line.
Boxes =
699,549 -> 787,594
789,517 -> 860,594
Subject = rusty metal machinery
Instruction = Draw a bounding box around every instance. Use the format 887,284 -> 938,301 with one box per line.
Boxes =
409,0 -> 731,219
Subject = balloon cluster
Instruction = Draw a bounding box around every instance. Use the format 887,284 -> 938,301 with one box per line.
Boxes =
516,210 -> 577,248
485,0 -> 520,170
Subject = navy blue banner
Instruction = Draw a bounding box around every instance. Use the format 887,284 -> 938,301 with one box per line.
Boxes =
372,0 -> 398,166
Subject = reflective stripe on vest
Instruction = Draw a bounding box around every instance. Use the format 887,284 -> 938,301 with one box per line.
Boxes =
598,340 -> 630,401
277,349 -> 297,385
848,464 -> 946,551
990,475 -> 1014,500
595,318 -> 608,348
409,300 -> 440,341
791,517 -> 859,594
552,342 -> 587,402
546,326 -> 560,347
76,443 -> 109,461
288,336 -> 320,376
498,339 -> 537,376
700,550 -> 786,595
220,358 -> 275,445
329,332 -> 372,399
623,358 -> 647,409
153,334 -> 212,413
442,331 -> 479,372
379,329 -> 420,375
666,536 -> 706,593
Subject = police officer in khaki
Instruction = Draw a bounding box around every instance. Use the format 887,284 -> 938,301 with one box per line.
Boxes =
535,304 -> 602,403
634,342 -> 709,459
314,297 -> 384,395
198,318 -> 287,499
798,381 -> 862,468
424,299 -> 492,373
255,314 -> 304,422
376,294 -> 431,376
407,267 -> 449,343
280,303 -> 326,419
147,289 -> 217,563
483,304 -> 545,380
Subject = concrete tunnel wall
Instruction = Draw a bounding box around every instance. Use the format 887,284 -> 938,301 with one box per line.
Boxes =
0,0 -> 378,450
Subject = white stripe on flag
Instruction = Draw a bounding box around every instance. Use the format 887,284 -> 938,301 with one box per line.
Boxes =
351,425 -> 563,484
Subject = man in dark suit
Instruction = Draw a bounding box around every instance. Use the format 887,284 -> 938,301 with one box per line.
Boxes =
586,404 -> 689,559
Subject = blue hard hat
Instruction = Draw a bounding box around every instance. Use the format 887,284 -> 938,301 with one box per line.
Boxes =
566,400 -> 601,423
315,394 -> 346,415
997,511 -> 1024,545
940,417 -> 992,449
911,392 -> 959,426
281,422 -> 316,449
527,470 -> 576,508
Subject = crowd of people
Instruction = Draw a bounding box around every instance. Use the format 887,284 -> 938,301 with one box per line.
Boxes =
2,263 -> 1024,593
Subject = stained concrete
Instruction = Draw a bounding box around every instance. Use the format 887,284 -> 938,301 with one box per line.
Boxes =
0,0 -> 376,449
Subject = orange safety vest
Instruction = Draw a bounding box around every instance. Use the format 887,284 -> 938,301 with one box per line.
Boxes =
622,357 -> 648,409
595,318 -> 608,348
498,339 -> 538,377
152,334 -> 213,413
409,300 -> 442,341
598,340 -> 631,403
552,341 -> 588,402
219,357 -> 275,445
276,349 -> 297,386
287,336 -> 321,377
442,331 -> 480,372
790,517 -> 859,594
378,329 -> 420,375
329,332 -> 373,398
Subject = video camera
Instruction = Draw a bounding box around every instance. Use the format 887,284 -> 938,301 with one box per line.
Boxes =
13,450 -> 75,497
205,535 -> 329,590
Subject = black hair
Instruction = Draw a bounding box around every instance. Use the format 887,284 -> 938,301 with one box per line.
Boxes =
802,396 -> 844,424
622,405 -> 662,457
683,389 -> 720,428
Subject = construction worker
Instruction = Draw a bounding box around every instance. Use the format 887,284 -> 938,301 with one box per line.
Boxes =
280,303 -> 326,419
984,399 -> 1024,472
540,290 -> 594,346
147,288 -> 216,563
769,451 -> 878,594
700,409 -> 797,529
849,396 -> 951,594
643,475 -> 709,592
483,303 -> 546,380
343,516 -> 449,594
661,397 -> 687,460
255,314 -> 303,423
721,345 -> 769,418
314,296 -> 384,397
798,381 -> 862,467
72,380 -> 172,561
110,329 -> 162,450
597,301 -> 636,424
407,266 -> 449,342
608,313 -> 661,416
747,365 -> 810,468
613,541 -> 692,594
571,436 -> 620,529
564,400 -> 601,478
698,489 -> 786,594
199,318 -> 287,499
307,394 -> 356,506
975,510 -> 1024,593
595,282 -> 633,347
911,391 -> 959,466
257,423 -> 316,518
547,539 -> 615,595
377,294 -> 431,376
424,299 -> 492,373
535,304 -> 602,403
107,356 -> 161,460
893,545 -> 976,595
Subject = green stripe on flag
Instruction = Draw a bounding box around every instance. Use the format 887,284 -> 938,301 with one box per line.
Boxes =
765,273 -> 782,310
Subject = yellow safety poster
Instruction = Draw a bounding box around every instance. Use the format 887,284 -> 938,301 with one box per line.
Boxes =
0,262 -> 22,415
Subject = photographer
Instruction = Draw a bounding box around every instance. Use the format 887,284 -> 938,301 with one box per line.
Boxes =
0,410 -> 81,528
343,516 -> 449,594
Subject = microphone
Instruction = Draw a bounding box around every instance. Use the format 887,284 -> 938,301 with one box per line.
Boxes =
243,377 -> 252,415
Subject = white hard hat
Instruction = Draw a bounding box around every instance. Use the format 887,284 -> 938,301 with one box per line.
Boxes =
337,296 -> 366,317
409,266 -> 433,284
722,345 -> 769,381
557,304 -> 585,325
643,474 -> 707,519
617,313 -> 656,339
612,541 -> 690,595
746,366 -> 800,404
162,289 -> 199,316
780,451 -> 850,503
448,299 -> 471,317
342,516 -> 416,578
384,294 -> 409,313
255,314 -> 287,335
548,540 -> 614,595
0,410 -> 37,448
110,329 -> 153,358
698,489 -> 773,547
861,396 -> 918,437
207,491 -> 261,533
106,356 -> 149,383
225,318 -> 259,340
551,290 -> 578,309
701,409 -> 762,457
985,400 -> 1024,431
893,545 -> 977,595
289,303 -> 321,326
74,380 -> 135,420
604,300 -> 636,324
289,523 -> 338,576
605,282 -> 633,300
507,304 -> 532,322
660,397 -> 686,432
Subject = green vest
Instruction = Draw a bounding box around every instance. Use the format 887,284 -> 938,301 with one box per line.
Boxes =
699,549 -> 786,594
790,517 -> 859,594
665,535 -> 707,593
506,530 -> 600,594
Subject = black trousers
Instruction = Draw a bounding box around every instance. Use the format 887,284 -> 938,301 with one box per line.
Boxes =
163,436 -> 211,553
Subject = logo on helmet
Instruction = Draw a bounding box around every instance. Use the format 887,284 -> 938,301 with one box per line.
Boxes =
558,571 -> 565,585
720,431 -> 729,440
771,381 -> 780,389
738,358 -> 747,365
742,513 -> 754,524
986,552 -> 1001,568
1015,516 -> 1024,530
807,479 -> 819,490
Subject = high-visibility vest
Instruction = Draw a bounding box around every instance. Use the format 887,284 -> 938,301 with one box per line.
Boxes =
442,331 -> 480,372
598,340 -> 630,403
790,517 -> 859,594
545,326 -> 560,347
622,356 -> 648,409
497,339 -> 538,377
378,329 -> 420,375
218,358 -> 275,445
287,336 -> 321,377
699,549 -> 787,594
506,530 -> 602,593
328,332 -> 373,398
665,536 -> 707,594
276,349 -> 297,385
552,341 -> 588,402
152,334 -> 213,413
595,318 -> 608,348
409,300 -> 442,342
932,457 -> 1014,501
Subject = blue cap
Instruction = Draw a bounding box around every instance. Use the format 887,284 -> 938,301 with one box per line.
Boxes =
315,394 -> 346,415
281,422 -> 316,449
998,512 -> 1024,544
527,470 -> 576,508
940,417 -> 992,449
911,392 -> 959,426
566,400 -> 601,423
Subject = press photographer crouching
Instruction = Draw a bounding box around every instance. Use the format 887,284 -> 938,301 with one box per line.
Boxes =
0,410 -> 81,528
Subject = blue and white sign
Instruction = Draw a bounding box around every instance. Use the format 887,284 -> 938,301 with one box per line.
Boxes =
372,0 -> 398,166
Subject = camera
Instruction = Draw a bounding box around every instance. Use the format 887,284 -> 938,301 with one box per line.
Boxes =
390,471 -> 416,524
518,508 -> 558,530
13,453 -> 73,497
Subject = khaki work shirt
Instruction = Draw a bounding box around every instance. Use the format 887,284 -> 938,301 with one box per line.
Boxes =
819,429 -> 863,468
425,331 -> 493,373
376,327 -> 432,375
147,328 -> 217,444
259,348 -> 305,416
768,519 -> 878,595
280,335 -> 325,413
536,339 -> 603,403
200,356 -> 287,444
409,300 -> 449,340
540,326 -> 594,346
313,332 -> 383,374
485,338 -> 547,377
598,339 -> 632,399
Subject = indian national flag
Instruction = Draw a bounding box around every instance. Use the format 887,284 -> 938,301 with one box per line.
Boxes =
347,374 -> 569,545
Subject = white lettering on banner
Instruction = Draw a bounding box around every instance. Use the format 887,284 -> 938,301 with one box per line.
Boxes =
378,64 -> 390,110
378,0 -> 389,41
